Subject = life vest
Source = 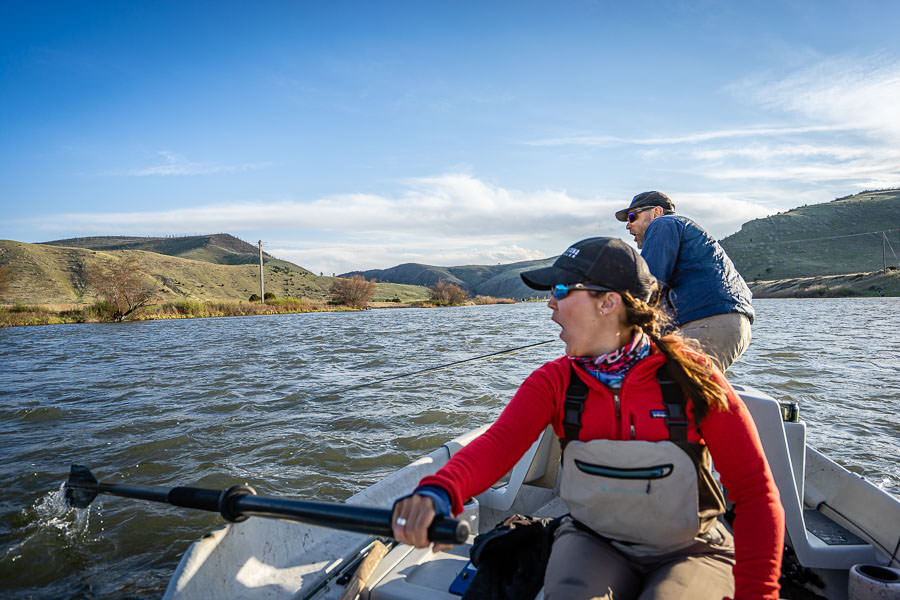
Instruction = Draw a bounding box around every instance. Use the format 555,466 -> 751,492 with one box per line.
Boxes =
559,363 -> 727,555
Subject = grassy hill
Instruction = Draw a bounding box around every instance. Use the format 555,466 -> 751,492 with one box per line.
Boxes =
0,239 -> 429,305
720,189 -> 900,281
344,257 -> 554,300
41,233 -> 310,272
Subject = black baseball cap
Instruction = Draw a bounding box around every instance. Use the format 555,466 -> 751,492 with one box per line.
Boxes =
520,237 -> 656,302
614,191 -> 675,222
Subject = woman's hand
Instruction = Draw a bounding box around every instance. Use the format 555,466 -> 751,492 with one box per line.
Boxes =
391,493 -> 453,552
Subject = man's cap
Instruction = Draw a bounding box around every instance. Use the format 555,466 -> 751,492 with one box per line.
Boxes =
520,237 -> 656,302
614,191 -> 675,222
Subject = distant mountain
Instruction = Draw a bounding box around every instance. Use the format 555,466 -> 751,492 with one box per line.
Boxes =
41,233 -> 312,273
343,258 -> 555,300
720,189 -> 900,281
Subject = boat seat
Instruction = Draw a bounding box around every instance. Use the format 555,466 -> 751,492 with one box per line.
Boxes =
736,385 -> 876,570
365,543 -> 471,600
477,425 -> 559,512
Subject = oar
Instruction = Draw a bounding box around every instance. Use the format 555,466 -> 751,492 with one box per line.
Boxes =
64,464 -> 469,544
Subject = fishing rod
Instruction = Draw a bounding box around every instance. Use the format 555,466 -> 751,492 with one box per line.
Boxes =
64,464 -> 469,544
330,339 -> 556,397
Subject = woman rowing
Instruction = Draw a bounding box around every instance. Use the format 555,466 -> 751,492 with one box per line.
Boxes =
392,237 -> 784,600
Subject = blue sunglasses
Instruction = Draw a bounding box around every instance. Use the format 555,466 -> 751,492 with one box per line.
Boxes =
550,283 -> 614,300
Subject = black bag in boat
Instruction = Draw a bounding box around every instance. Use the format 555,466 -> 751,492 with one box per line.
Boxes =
462,514 -> 560,600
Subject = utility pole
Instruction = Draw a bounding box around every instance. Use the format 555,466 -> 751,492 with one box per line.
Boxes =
258,240 -> 265,301
883,232 -> 887,274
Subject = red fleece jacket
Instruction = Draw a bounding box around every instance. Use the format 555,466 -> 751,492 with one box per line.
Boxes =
419,350 -> 785,600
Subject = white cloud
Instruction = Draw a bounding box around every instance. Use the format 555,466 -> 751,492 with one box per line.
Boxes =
667,193 -> 771,236
109,151 -> 269,176
37,174 -> 612,272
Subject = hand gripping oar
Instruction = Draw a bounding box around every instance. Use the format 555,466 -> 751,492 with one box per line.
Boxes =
64,464 -> 469,544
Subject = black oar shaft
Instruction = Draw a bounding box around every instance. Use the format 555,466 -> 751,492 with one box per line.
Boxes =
93,482 -> 172,504
234,495 -> 466,543
65,465 -> 469,544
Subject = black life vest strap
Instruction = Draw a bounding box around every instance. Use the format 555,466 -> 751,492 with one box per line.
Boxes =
561,364 -> 588,451
657,364 -> 689,444
561,363 -> 689,448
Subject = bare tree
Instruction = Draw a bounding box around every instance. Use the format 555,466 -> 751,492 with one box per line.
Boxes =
88,256 -> 153,321
330,274 -> 376,309
0,265 -> 10,299
430,280 -> 469,305
71,258 -> 89,300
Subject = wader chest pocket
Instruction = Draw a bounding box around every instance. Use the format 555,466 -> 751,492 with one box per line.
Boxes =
561,440 -> 702,551
573,460 -> 673,480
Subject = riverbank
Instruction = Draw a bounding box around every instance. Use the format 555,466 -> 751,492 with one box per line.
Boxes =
749,268 -> 899,298
0,295 -> 517,327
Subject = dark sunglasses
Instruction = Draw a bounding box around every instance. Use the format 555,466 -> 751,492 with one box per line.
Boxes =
627,207 -> 655,222
550,283 -> 614,300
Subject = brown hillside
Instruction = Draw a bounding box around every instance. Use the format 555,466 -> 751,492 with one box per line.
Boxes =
0,240 -> 332,304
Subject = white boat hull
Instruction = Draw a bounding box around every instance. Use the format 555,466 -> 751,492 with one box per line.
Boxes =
165,387 -> 900,600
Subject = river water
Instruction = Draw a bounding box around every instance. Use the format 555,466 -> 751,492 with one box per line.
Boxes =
1,298 -> 898,599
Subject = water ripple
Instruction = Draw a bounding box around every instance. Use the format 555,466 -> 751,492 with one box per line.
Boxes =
0,299 -> 897,599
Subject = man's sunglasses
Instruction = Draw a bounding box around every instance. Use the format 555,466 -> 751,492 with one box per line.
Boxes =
627,207 -> 655,222
550,283 -> 614,300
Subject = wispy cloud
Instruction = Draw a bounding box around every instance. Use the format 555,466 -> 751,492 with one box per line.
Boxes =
691,56 -> 900,191
528,55 -> 900,198
526,124 -> 851,147
690,144 -> 870,162
736,54 -> 900,140
108,151 -> 269,176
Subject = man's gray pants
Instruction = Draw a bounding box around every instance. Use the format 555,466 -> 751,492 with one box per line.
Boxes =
678,313 -> 752,371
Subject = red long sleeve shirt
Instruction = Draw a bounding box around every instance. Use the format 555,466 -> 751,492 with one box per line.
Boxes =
420,350 -> 784,600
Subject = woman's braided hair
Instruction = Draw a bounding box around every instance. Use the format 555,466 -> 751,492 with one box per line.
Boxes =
600,287 -> 730,425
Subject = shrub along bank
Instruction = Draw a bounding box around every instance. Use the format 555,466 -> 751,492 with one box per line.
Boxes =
0,294 -> 517,327
0,297 -> 343,327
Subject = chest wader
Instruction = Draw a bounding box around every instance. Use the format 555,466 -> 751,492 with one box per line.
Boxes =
559,364 -> 726,555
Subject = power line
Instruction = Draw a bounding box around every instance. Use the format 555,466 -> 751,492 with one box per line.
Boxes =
727,227 -> 900,246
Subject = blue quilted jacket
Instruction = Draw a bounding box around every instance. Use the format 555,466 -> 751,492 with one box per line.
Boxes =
641,215 -> 754,326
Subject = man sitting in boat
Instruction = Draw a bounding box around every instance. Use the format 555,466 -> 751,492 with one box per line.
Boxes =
392,237 -> 785,600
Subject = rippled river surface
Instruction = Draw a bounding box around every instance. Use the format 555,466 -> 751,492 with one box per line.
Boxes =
1,298 -> 898,599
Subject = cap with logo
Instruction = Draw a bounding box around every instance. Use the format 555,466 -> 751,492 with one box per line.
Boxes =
614,191 -> 675,222
520,237 -> 656,302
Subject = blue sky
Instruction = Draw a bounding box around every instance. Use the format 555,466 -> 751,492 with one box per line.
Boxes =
2,1 -> 899,275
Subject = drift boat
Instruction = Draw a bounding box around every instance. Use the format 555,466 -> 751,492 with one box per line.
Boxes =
155,384 -> 900,600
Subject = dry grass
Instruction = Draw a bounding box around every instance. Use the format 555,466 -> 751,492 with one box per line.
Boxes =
0,297 -> 351,327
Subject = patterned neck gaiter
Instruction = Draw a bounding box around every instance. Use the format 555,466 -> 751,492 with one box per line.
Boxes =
570,330 -> 651,389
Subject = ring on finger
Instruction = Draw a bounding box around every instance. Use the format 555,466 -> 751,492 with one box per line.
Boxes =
395,517 -> 407,527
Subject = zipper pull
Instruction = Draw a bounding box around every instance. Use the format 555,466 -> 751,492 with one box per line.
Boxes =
646,480 -> 651,494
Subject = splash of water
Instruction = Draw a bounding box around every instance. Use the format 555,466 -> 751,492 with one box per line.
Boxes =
2,482 -> 104,564
40,482 -> 100,541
